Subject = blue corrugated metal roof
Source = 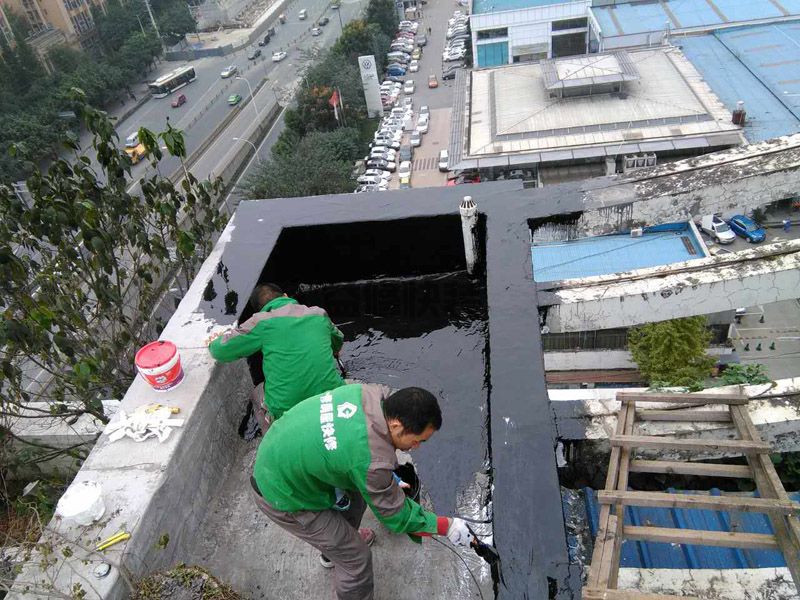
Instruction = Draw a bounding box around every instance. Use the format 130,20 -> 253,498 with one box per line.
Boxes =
583,488 -> 798,569
678,32 -> 800,142
531,223 -> 703,283
591,0 -> 800,37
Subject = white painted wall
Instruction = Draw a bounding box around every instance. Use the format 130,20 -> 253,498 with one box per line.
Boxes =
544,347 -> 730,371
470,0 -> 590,65
544,241 -> 800,332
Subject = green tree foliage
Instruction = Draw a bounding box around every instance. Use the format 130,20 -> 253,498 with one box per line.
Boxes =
719,363 -> 771,386
628,316 -> 716,387
242,128 -> 362,199
243,0 -> 394,199
0,0 -> 169,182
365,0 -> 398,38
0,90 -> 226,477
155,1 -> 197,46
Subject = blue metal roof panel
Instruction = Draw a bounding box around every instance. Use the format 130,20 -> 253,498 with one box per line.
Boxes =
531,224 -> 703,283
678,32 -> 800,142
583,488 -> 794,569
591,0 -> 800,37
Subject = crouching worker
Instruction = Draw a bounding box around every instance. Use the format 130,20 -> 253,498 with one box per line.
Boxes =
250,383 -> 472,600
208,283 -> 344,433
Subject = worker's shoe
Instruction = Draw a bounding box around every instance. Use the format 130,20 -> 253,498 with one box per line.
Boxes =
319,528 -> 375,568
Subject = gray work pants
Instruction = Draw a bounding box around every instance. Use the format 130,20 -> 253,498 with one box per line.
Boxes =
250,383 -> 272,435
251,487 -> 373,600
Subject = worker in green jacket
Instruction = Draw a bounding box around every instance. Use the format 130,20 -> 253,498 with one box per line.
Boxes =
250,383 -> 472,600
208,283 -> 344,432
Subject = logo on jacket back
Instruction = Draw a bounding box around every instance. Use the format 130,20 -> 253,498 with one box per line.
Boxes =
337,402 -> 358,419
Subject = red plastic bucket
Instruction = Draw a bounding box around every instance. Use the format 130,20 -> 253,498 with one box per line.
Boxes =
135,341 -> 184,392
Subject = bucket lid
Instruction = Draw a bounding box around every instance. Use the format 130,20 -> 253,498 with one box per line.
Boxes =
136,341 -> 178,369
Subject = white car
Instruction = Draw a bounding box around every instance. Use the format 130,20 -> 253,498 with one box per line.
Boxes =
272,51 -> 287,62
419,105 -> 429,119
363,169 -> 392,181
410,131 -> 422,147
402,97 -> 413,109
357,174 -> 389,187
370,148 -> 397,160
443,50 -> 466,62
375,129 -> 403,142
416,116 -> 429,134
409,60 -> 419,73
403,80 -> 415,94
438,149 -> 449,172
311,27 -> 322,36
398,160 -> 412,179
220,65 -> 238,78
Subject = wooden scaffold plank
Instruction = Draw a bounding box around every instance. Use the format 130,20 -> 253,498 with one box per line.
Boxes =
611,435 -> 770,454
635,409 -> 731,422
598,490 -> 800,515
623,525 -> 779,550
584,590 -> 702,600
628,459 -> 753,479
617,391 -> 748,404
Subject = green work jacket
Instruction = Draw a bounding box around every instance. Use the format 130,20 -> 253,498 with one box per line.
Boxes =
254,383 -> 439,536
209,296 -> 344,419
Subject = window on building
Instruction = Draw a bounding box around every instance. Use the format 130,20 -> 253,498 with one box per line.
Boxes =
477,41 -> 508,67
552,17 -> 587,31
551,31 -> 586,58
476,27 -> 507,40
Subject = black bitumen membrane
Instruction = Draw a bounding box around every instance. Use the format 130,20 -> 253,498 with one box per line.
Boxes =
199,181 -> 587,598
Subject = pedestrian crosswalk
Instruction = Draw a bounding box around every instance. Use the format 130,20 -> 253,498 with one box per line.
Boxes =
413,156 -> 437,171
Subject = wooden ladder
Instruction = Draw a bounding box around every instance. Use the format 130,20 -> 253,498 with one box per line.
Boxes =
583,390 -> 800,600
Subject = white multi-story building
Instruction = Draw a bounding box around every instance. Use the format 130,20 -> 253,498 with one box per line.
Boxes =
470,0 -> 595,68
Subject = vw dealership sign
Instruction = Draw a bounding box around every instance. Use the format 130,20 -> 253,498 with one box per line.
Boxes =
358,55 -> 383,118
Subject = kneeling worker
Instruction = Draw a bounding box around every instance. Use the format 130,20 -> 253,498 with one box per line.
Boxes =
208,283 -> 344,432
250,383 -> 472,600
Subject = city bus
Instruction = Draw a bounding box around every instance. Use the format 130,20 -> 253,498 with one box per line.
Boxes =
148,66 -> 197,98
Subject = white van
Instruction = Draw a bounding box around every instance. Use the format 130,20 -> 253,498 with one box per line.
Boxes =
699,214 -> 736,244
438,149 -> 449,172
298,9 -> 307,19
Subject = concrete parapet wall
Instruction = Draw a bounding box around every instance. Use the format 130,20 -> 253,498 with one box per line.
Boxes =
542,239 -> 800,332
617,567 -> 797,599
578,134 -> 800,237
6,190 -> 255,600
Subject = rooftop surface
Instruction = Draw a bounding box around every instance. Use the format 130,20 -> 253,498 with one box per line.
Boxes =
531,224 -> 705,282
679,23 -> 800,142
472,0 -> 575,16
592,0 -> 800,37
466,47 -> 743,164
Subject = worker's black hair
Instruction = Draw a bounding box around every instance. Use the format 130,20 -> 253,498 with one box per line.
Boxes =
250,283 -> 284,311
384,387 -> 442,434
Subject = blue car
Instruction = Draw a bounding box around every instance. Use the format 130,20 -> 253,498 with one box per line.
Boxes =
728,214 -> 766,243
387,66 -> 406,76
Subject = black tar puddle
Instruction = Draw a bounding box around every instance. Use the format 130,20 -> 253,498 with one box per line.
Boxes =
297,271 -> 490,516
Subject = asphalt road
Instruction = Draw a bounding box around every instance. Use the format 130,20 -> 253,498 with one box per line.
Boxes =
86,0 -> 363,192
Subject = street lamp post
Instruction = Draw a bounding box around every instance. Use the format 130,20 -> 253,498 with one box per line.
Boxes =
235,76 -> 261,119
232,137 -> 263,164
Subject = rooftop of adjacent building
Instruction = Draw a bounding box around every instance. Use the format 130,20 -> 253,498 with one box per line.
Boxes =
592,0 -> 800,38
464,47 -> 743,163
531,222 -> 705,283
677,22 -> 800,143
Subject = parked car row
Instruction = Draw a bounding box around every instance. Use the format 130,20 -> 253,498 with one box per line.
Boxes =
443,10 -> 470,62
355,100 -> 430,192
698,214 -> 767,244
384,20 -> 420,80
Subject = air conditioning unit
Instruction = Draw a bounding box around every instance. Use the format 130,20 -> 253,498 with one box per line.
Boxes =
644,152 -> 657,167
630,228 -> 643,238
635,154 -> 646,168
623,154 -> 637,172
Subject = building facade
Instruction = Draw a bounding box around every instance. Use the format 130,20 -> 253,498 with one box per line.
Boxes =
0,0 -> 104,52
470,0 -> 594,68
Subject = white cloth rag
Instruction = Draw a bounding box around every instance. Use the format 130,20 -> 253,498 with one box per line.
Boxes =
105,405 -> 185,443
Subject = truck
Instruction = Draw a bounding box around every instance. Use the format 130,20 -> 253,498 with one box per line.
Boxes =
124,132 -> 147,165
699,214 -> 736,244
